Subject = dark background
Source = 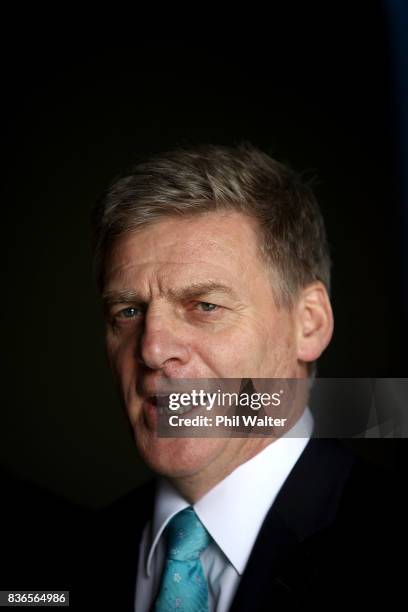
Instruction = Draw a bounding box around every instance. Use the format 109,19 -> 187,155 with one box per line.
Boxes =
1,4 -> 406,512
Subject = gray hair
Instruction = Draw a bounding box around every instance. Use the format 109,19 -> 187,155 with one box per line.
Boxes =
91,143 -> 331,308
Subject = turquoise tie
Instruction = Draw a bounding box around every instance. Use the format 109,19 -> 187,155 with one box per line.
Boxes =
154,507 -> 211,612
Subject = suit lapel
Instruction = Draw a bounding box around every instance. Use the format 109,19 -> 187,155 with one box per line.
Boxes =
229,439 -> 355,611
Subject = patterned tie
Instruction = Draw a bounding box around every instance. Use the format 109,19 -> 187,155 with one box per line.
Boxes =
154,507 -> 211,612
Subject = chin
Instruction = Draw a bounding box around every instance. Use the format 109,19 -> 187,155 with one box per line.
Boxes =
135,435 -> 223,480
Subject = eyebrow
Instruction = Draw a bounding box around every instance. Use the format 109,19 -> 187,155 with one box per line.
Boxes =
168,281 -> 237,301
102,281 -> 237,307
102,288 -> 144,308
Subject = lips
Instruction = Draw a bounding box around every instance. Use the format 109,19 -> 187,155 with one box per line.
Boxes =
145,394 -> 170,409
141,397 -> 160,430
141,395 -> 173,429
141,393 -> 197,429
145,395 -> 192,415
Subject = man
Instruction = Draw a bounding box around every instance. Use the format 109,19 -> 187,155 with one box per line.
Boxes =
86,145 -> 398,610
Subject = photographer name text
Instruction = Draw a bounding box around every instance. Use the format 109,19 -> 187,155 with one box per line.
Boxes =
167,415 -> 287,427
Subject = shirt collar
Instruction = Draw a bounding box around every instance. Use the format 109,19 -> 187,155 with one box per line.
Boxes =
146,407 -> 313,576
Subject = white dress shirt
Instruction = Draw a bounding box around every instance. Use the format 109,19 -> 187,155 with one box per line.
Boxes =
135,408 -> 313,612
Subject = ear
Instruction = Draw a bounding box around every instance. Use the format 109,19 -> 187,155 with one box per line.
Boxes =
295,282 -> 334,364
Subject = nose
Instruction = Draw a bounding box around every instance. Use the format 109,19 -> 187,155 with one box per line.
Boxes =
137,308 -> 190,371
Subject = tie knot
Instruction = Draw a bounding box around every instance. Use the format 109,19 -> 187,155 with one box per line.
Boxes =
165,507 -> 211,562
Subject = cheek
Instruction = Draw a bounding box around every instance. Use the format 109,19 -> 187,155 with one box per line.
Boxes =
263,320 -> 298,374
245,315 -> 295,373
192,322 -> 270,376
106,332 -> 137,384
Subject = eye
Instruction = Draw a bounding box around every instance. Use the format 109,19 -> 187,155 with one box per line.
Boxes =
118,306 -> 143,318
196,302 -> 218,312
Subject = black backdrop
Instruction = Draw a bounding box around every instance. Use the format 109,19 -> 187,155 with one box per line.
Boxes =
1,4 -> 405,509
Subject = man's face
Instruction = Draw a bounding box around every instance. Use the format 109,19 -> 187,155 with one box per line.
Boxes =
103,212 -> 303,482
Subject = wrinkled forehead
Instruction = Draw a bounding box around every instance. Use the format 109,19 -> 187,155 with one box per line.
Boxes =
104,212 -> 267,288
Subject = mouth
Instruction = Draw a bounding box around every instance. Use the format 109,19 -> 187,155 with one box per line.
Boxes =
141,396 -> 159,430
143,394 -> 168,407
143,390 -> 207,425
140,394 -> 193,431
145,395 -> 194,415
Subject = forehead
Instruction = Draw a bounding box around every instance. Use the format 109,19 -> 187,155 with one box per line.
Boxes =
105,211 -> 266,287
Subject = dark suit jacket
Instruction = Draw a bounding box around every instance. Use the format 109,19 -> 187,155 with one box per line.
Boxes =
78,439 -> 401,611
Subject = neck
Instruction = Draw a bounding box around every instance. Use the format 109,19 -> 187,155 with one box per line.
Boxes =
168,437 -> 275,504
167,400 -> 309,503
